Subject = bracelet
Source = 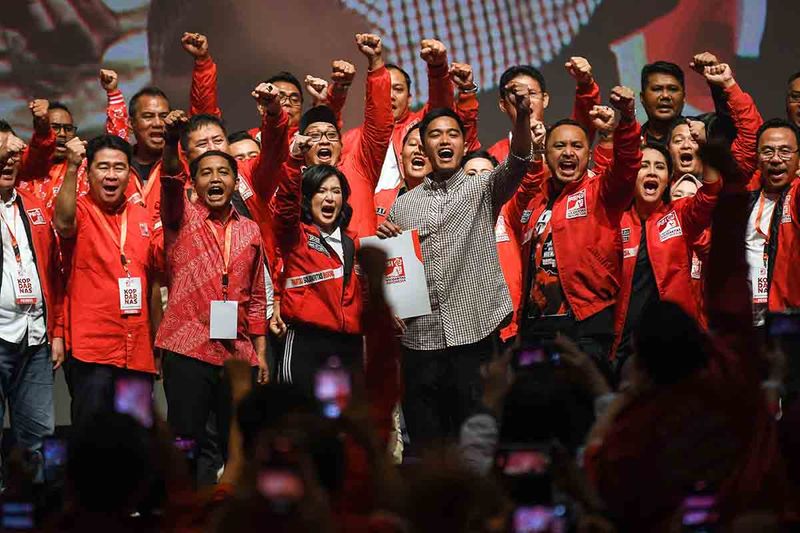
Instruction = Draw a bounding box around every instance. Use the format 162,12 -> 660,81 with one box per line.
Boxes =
509,142 -> 535,163
459,82 -> 479,94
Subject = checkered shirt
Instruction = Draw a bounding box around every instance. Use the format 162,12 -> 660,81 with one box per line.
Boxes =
388,156 -> 528,350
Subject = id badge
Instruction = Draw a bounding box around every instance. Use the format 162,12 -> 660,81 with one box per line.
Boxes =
14,271 -> 37,305
753,266 -> 769,304
210,300 -> 238,339
118,277 -> 143,315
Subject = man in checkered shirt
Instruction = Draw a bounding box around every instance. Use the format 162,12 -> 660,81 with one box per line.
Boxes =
376,85 -> 540,455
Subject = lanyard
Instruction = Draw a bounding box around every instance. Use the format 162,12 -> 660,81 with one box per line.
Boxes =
755,193 -> 773,267
0,204 -> 22,269
91,204 -> 130,276
131,172 -> 158,203
204,219 -> 233,300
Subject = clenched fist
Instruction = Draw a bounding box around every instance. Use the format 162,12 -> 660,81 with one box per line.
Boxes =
530,119 -> 547,152
64,137 -> 87,167
355,33 -> 384,71
0,134 -> 27,164
505,82 -> 532,117
251,83 -> 282,117
99,69 -> 119,93
181,32 -> 210,61
29,99 -> 50,133
331,60 -> 356,89
689,51 -> 719,74
420,39 -> 447,67
449,63 -> 475,92
609,86 -> 636,121
588,105 -> 616,134
565,57 -> 593,86
305,75 -> 329,106
164,110 -> 189,144
703,63 -> 735,89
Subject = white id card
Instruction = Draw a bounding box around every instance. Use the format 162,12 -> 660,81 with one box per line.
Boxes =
753,266 -> 769,304
14,271 -> 37,305
210,300 -> 238,339
118,277 -> 143,315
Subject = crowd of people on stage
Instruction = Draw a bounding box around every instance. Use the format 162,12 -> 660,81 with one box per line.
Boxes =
0,28 -> 798,531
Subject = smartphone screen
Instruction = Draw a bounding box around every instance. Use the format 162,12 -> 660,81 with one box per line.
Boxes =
1,502 -> 34,530
42,437 -> 67,483
514,343 -> 560,370
173,436 -> 197,460
498,450 -> 551,476
114,376 -> 153,427
257,468 -> 305,502
512,505 -> 567,533
314,360 -> 351,419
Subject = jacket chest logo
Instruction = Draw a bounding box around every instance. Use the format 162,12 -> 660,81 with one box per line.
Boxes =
565,190 -> 587,219
26,208 -> 46,225
307,234 -> 330,257
139,222 -> 150,237
782,195 -> 793,224
520,209 -> 532,224
238,177 -> 254,201
657,211 -> 683,242
621,227 -> 630,243
495,214 -> 510,243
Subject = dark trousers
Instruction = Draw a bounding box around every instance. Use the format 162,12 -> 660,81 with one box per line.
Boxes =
65,357 -> 153,431
278,325 -> 363,398
402,335 -> 496,458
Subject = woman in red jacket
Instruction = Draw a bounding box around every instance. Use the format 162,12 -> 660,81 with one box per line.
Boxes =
612,142 -> 720,380
273,161 -> 363,395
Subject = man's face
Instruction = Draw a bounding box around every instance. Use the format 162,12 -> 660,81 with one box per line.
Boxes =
786,78 -> 800,128
389,68 -> 411,122
186,124 -> 230,162
758,127 -> 800,192
640,73 -> 685,124
193,155 -> 238,211
464,157 -> 495,177
400,129 -> 430,185
229,138 -> 260,161
49,108 -> 75,161
422,116 -> 466,177
0,131 -> 20,192
88,148 -> 130,209
545,125 -> 589,185
130,95 -> 169,155
303,122 -> 342,166
499,74 -> 549,124
636,148 -> 669,206
273,80 -> 303,127
668,123 -> 702,177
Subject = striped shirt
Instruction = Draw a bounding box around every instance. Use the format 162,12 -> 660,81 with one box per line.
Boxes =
388,156 -> 528,350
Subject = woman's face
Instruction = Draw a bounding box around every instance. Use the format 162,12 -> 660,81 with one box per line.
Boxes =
636,147 -> 670,206
311,175 -> 343,232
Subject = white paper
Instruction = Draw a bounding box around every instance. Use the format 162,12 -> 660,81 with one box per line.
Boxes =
118,277 -> 142,315
210,300 -> 239,339
360,229 -> 431,319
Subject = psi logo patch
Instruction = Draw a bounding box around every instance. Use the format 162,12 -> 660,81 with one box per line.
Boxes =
384,257 -> 406,284
657,211 -> 683,242
565,190 -> 587,219
26,208 -> 46,225
306,234 -> 330,257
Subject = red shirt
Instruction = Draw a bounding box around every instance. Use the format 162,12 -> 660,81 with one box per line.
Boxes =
156,171 -> 267,366
61,195 -> 163,373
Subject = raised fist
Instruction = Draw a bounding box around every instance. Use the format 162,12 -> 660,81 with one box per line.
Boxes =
99,69 -> 119,93
290,133 -> 314,160
181,32 -> 209,60
304,75 -> 329,106
29,99 -> 50,133
588,105 -> 616,134
64,137 -> 86,166
703,63 -> 735,89
251,83 -> 281,116
609,86 -> 636,120
530,119 -> 547,151
0,134 -> 27,164
355,33 -> 384,70
419,39 -> 447,67
687,119 -> 707,146
449,63 -> 475,92
565,57 -> 593,86
505,82 -> 532,117
164,110 -> 189,144
331,60 -> 356,89
689,51 -> 719,74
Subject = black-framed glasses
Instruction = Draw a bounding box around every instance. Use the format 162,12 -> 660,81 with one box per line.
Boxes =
51,123 -> 77,134
788,91 -> 800,104
758,147 -> 799,161
307,131 -> 340,142
278,92 -> 302,106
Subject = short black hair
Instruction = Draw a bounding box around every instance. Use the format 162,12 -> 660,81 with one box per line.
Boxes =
128,86 -> 170,118
641,141 -> 674,180
227,130 -> 259,147
641,61 -> 685,91
756,117 -> 800,148
301,164 -> 352,230
498,65 -> 546,97
48,100 -> 72,117
788,71 -> 800,86
0,120 -> 14,135
418,108 -> 465,140
265,71 -> 303,101
386,63 -> 412,92
189,149 -> 238,180
463,149 -> 499,168
86,134 -> 133,167
180,113 -> 227,151
547,118 -> 589,140
299,106 -> 339,136
402,123 -> 421,146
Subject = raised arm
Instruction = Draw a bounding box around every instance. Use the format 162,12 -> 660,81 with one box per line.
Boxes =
490,84 -> 536,208
159,110 -> 190,231
18,99 -> 55,180
245,83 -> 289,202
677,171 -> 722,241
597,87 -> 642,211
182,32 -> 221,118
100,69 -> 129,140
53,137 -> 86,238
690,52 -> 736,145
305,59 -> 355,130
272,139 -> 310,251
451,62 -> 481,152
566,57 -> 602,143
419,39 -> 454,112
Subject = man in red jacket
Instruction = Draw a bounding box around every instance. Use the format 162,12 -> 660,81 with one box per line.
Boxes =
0,123 -> 64,484
786,72 -> 800,129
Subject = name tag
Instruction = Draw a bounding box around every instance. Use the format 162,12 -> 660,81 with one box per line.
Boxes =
210,300 -> 238,339
118,277 -> 143,315
14,271 -> 37,305
752,266 -> 768,304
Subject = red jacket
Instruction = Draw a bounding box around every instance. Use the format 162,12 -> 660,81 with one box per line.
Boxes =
273,157 -> 362,334
613,180 -> 721,353
507,118 -> 642,322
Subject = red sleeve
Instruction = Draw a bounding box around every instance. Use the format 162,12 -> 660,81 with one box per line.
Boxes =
105,89 -> 129,139
18,128 -> 55,180
725,83 -> 763,181
148,227 -> 166,279
352,66 -> 394,190
242,109 -> 289,202
48,230 -> 65,338
246,242 -> 268,336
272,157 -> 304,251
504,159 -> 545,241
327,87 -> 348,131
159,168 -> 188,232
363,300 -> 402,446
571,80 -> 601,144
190,55 -> 221,118
599,119 -> 642,211
456,92 -> 481,152
591,142 -> 613,177
677,178 -> 721,240
423,62 -> 454,113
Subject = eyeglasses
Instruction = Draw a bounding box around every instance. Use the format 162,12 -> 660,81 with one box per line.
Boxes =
307,131 -> 340,142
279,92 -> 302,107
504,89 -> 544,101
51,123 -> 77,134
788,91 -> 800,104
758,147 -> 799,161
